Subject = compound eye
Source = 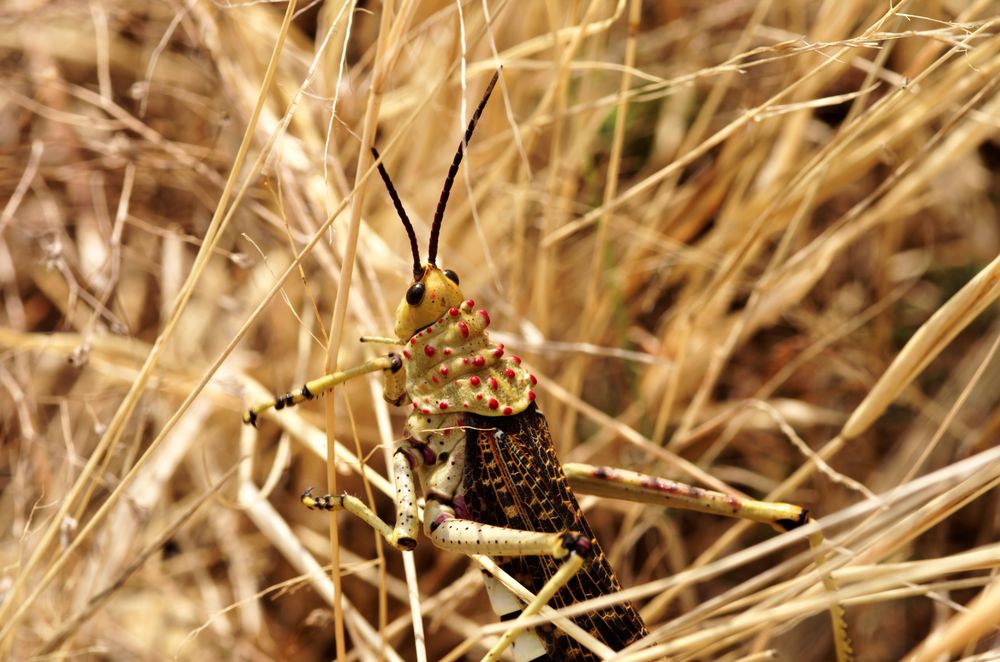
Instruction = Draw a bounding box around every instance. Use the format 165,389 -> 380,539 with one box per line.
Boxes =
443,269 -> 460,285
405,282 -> 426,305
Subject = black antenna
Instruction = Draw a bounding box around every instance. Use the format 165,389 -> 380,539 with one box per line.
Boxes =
427,69 -> 501,266
371,147 -> 422,280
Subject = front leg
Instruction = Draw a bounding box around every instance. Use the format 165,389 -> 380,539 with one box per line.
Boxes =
243,353 -> 404,426
302,447 -> 419,551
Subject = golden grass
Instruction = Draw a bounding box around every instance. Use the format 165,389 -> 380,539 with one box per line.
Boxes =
1,1 -> 999,660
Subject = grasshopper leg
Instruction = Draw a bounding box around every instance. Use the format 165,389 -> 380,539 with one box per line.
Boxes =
243,353 -> 404,426
422,497 -> 590,559
564,462 -> 854,661
421,498 -> 595,662
482,551 -> 588,662
301,488 -> 407,549
563,462 -> 807,533
301,447 -> 419,552
302,479 -> 596,661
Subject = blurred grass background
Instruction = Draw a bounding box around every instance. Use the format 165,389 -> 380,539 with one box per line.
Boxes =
1,1 -> 999,660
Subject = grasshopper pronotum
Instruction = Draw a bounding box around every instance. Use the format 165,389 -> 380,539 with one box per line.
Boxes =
244,71 -> 848,662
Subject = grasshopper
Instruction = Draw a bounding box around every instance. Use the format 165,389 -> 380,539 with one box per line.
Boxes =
244,71 -> 839,662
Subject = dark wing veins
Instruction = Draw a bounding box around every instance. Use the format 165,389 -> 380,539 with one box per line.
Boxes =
462,404 -> 647,660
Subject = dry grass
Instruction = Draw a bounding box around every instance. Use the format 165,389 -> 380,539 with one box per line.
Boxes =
2,1 -> 1000,660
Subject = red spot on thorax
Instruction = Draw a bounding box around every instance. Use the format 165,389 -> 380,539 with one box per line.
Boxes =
527,390 -> 536,401
439,401 -> 449,410
465,299 -> 475,308
402,350 -> 411,359
477,309 -> 491,326
469,376 -> 481,386
488,398 -> 499,410
457,321 -> 469,338
424,345 -> 436,357
502,406 -> 513,415
493,344 -> 504,358
511,355 -> 521,365
529,374 -> 537,385
443,347 -> 452,356
449,307 -> 459,317
439,366 -> 449,376
473,355 -> 485,367
503,368 -> 515,379
487,377 -> 498,391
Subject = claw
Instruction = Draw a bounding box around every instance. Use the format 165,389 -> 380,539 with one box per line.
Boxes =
776,507 -> 810,532
301,488 -> 346,512
559,531 -> 593,559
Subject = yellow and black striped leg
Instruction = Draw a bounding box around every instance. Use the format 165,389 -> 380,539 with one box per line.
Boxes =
302,448 -> 420,551
563,463 -> 808,532
301,488 -> 399,543
242,353 -> 404,426
301,447 -> 420,552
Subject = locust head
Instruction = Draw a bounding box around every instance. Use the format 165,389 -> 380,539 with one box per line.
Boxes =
394,264 -> 463,341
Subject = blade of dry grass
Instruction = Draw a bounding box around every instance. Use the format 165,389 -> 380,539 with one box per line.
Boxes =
2,2 -> 999,660
0,1 -> 301,645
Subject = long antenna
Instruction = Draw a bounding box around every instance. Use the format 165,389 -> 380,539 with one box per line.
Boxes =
371,147 -> 422,280
427,69 -> 501,266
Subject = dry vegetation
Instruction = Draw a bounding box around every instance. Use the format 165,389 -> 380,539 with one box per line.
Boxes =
2,0 -> 1000,660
